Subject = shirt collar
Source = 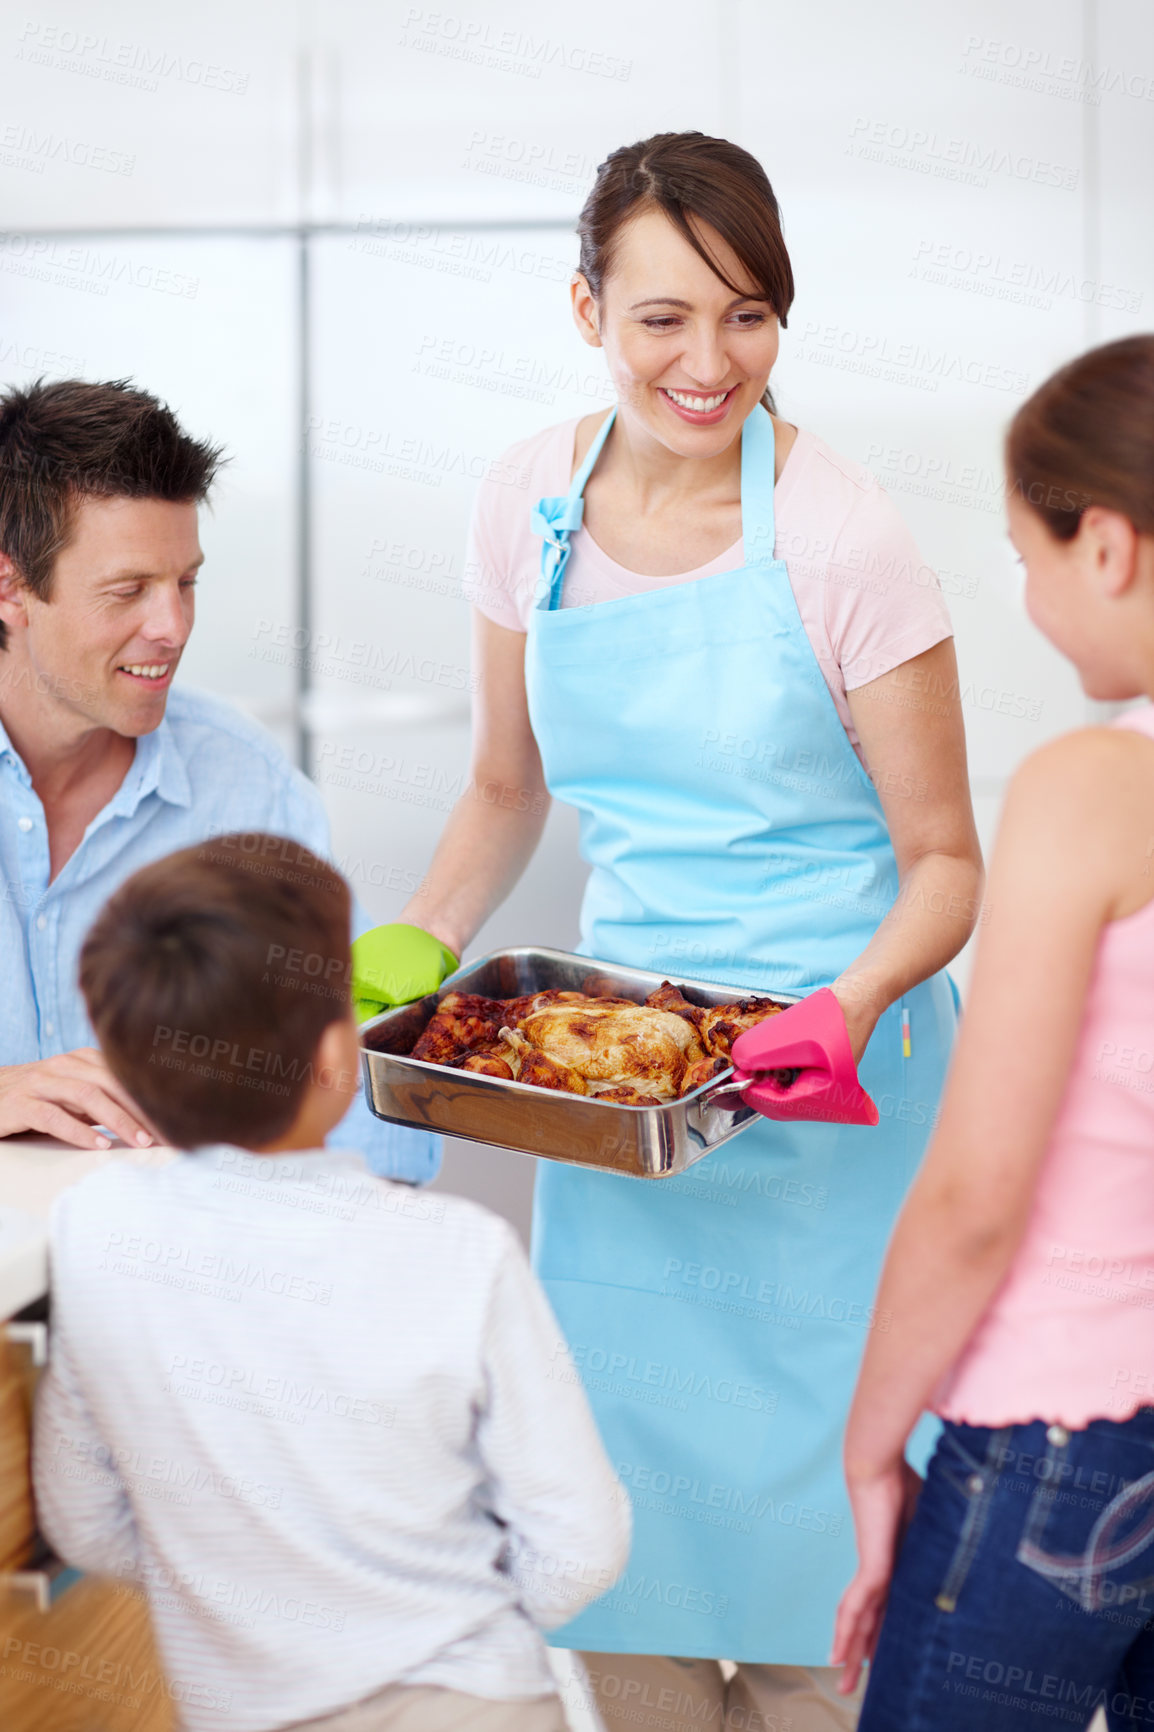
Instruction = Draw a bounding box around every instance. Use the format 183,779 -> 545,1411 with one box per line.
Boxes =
0,709 -> 194,815
109,714 -> 192,816
0,713 -> 31,788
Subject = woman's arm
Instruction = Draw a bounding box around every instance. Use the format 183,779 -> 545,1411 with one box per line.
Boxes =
833,725 -> 1154,1686
834,638 -> 983,1058
400,611 -> 550,958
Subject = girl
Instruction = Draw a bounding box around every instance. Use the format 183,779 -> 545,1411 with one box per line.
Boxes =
834,333 -> 1154,1730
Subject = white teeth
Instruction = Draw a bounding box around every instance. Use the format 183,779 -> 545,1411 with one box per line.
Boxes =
664,388 -> 729,412
121,664 -> 168,679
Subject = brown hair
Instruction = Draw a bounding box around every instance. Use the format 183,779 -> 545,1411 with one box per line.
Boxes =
0,377 -> 224,650
1007,335 -> 1154,538
80,833 -> 352,1151
577,131 -> 795,411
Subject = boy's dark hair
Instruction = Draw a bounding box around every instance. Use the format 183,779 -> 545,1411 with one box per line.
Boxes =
0,377 -> 224,650
80,834 -> 353,1151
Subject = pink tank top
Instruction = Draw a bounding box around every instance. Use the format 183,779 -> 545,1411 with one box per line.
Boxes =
936,704 -> 1154,1429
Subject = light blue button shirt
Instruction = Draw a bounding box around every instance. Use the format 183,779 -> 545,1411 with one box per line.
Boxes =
0,684 -> 438,1183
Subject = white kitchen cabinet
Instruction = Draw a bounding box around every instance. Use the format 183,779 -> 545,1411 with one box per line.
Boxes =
0,0 -> 298,227
314,0 -> 730,225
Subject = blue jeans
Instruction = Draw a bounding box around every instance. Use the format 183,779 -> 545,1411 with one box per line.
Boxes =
860,1411 -> 1154,1731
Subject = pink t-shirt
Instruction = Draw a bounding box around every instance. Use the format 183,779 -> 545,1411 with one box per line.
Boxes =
935,706 -> 1154,1430
463,417 -> 953,757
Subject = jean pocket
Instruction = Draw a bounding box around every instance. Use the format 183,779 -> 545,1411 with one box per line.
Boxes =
1016,1424 -> 1154,1616
933,1426 -> 1011,1613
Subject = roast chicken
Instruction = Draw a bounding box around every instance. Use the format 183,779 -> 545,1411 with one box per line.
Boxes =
409,980 -> 787,1103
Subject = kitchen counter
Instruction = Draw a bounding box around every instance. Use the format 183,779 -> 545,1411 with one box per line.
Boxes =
0,1137 -> 174,1319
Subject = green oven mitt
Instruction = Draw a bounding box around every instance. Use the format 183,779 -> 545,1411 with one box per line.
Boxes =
351,923 -> 459,1024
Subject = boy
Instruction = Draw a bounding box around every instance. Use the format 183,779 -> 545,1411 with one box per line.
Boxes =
33,832 -> 630,1731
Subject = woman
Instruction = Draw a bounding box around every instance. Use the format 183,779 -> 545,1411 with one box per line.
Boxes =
355,132 -> 981,1732
833,340 -> 1154,1729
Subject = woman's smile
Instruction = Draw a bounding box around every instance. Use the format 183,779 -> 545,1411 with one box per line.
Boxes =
659,385 -> 740,426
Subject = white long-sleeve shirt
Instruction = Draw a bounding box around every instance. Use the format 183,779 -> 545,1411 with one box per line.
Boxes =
34,1146 -> 630,1732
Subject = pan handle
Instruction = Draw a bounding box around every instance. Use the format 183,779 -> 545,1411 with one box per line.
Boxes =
700,1065 -> 802,1110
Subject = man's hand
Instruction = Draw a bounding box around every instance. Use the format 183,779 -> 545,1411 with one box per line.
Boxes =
831,1457 -> 922,1694
0,1050 -> 156,1150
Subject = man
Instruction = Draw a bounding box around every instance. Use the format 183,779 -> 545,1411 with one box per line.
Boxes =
0,376 -> 435,1180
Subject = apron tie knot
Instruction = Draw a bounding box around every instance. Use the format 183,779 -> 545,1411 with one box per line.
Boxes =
530,495 -> 586,545
530,495 -> 586,606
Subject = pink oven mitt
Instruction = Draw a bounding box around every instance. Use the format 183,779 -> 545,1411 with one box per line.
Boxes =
730,988 -> 880,1126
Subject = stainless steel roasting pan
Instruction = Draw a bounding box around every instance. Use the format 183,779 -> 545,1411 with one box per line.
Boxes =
360,946 -> 797,1178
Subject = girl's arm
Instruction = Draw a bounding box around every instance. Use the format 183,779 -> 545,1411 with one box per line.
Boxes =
400,611 -> 550,958
834,724 -> 1154,1687
834,639 -> 984,1058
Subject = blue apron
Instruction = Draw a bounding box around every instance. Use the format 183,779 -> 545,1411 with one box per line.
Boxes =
524,406 -> 955,1662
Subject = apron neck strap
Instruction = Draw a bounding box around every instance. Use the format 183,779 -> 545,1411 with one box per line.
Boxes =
532,408 -> 617,611
572,406 -> 616,497
741,406 -> 778,570
532,404 -> 778,610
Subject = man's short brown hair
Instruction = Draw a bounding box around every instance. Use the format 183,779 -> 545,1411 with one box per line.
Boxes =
0,377 -> 224,650
80,834 -> 353,1150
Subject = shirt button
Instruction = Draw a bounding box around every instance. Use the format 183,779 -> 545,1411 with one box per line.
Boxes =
44,1020 -> 54,1036
36,915 -> 46,931
17,816 -> 33,832
966,1473 -> 984,1495
1047,1424 -> 1069,1447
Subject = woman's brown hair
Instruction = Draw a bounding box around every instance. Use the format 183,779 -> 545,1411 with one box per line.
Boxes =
577,132 -> 795,412
1007,334 -> 1154,538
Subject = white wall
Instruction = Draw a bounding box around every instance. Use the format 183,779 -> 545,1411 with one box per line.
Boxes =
3,0 -> 1153,1243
